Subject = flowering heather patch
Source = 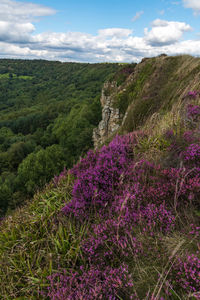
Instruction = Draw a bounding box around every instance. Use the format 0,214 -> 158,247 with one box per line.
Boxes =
187,91 -> 200,99
188,223 -> 200,238
62,132 -> 141,218
82,217 -> 143,266
61,130 -> 200,225
121,160 -> 200,209
169,253 -> 200,295
138,203 -> 175,234
183,130 -> 197,143
62,122 -> 200,220
186,104 -> 200,121
110,190 -> 175,235
46,265 -> 135,300
50,110 -> 200,298
182,143 -> 200,166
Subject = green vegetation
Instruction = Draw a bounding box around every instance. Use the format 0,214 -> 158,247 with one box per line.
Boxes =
0,82 -> 199,298
0,55 -> 200,299
113,60 -> 154,114
0,175 -> 77,298
0,59 -> 120,215
111,55 -> 200,134
0,73 -> 33,80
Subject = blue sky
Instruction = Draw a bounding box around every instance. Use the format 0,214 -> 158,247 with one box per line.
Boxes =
22,0 -> 199,38
0,0 -> 200,62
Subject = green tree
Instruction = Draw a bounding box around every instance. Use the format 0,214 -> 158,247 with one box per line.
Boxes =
17,144 -> 67,195
8,140 -> 36,170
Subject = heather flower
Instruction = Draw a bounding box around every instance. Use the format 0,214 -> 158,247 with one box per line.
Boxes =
47,265 -> 135,300
138,203 -> 175,234
186,104 -> 200,121
183,131 -> 196,143
187,91 -> 199,99
112,191 -> 175,235
182,144 -> 200,166
188,224 -> 200,238
183,130 -> 200,145
62,132 -> 140,218
82,217 -> 143,265
169,253 -> 200,295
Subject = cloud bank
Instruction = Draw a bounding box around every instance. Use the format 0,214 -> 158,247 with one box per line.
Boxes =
183,0 -> 200,14
0,0 -> 199,62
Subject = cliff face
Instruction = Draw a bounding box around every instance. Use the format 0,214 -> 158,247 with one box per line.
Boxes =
93,54 -> 200,147
93,81 -> 123,148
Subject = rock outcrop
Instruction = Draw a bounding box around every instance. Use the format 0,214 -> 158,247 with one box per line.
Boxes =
93,82 -> 123,148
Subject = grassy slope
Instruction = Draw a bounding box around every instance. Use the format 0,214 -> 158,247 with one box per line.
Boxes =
0,55 -> 200,299
113,55 -> 200,133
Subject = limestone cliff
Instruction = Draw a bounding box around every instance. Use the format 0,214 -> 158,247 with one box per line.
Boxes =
93,81 -> 123,148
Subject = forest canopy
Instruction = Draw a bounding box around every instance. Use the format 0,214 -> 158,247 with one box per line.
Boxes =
0,59 -> 121,215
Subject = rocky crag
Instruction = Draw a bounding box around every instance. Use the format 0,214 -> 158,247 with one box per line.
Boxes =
93,81 -> 127,148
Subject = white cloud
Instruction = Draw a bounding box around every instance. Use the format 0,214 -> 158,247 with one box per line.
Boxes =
183,0 -> 200,14
144,19 -> 192,46
98,28 -> 133,38
0,21 -> 35,43
0,41 -> 48,59
131,11 -> 144,22
1,27 -> 200,63
0,0 -> 56,23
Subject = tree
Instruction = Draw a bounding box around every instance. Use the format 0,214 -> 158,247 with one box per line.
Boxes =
8,141 -> 36,170
17,144 -> 67,195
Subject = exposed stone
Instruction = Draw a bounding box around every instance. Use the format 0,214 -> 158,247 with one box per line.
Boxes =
93,82 -> 122,148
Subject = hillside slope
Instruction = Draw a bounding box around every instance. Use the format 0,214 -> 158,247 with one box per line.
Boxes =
94,55 -> 200,147
0,55 -> 200,299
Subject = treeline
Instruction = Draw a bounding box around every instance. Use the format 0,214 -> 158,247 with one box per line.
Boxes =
0,59 -> 121,215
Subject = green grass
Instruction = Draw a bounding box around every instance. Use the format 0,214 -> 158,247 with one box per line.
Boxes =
111,55 -> 200,134
0,73 -> 33,80
18,75 -> 33,80
113,61 -> 154,114
0,174 -> 89,298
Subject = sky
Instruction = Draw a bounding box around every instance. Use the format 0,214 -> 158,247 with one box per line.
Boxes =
0,0 -> 200,62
